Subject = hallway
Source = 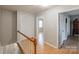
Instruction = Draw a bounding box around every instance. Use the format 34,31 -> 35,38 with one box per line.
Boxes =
0,5 -> 79,54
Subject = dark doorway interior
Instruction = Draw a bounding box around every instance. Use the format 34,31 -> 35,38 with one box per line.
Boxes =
73,18 -> 79,35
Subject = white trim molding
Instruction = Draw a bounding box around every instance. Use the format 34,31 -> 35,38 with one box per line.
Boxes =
45,41 -> 58,48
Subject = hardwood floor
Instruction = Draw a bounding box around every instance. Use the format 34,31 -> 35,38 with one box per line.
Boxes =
0,41 -> 79,54
61,36 -> 79,50
37,43 -> 79,54
17,39 -> 79,54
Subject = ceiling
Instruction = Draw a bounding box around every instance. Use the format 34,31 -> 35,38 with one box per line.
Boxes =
0,5 -> 56,14
63,9 -> 79,16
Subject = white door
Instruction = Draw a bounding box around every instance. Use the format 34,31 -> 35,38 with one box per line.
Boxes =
36,17 -> 44,46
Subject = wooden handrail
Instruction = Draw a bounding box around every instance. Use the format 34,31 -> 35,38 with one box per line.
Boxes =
17,30 -> 37,54
17,31 -> 34,42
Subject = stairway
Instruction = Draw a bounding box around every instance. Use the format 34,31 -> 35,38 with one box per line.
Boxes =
0,43 -> 21,54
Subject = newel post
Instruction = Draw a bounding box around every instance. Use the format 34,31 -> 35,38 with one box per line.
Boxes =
31,37 -> 37,54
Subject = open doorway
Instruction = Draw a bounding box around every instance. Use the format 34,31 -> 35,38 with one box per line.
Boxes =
73,18 -> 79,36
59,9 -> 79,50
36,17 -> 44,47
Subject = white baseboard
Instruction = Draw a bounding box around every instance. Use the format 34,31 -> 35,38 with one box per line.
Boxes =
45,41 -> 58,48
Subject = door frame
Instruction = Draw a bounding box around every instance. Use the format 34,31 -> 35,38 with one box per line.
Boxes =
58,13 -> 70,48
36,16 -> 45,42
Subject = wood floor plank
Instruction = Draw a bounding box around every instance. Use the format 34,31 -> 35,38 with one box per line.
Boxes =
37,43 -> 79,54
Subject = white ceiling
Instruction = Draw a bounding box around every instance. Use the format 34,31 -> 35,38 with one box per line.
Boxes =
0,5 -> 56,14
63,9 -> 79,16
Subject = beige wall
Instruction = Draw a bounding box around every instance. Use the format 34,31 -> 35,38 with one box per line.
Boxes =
0,10 -> 1,45
37,5 -> 79,48
17,11 -> 35,41
0,9 -> 17,46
